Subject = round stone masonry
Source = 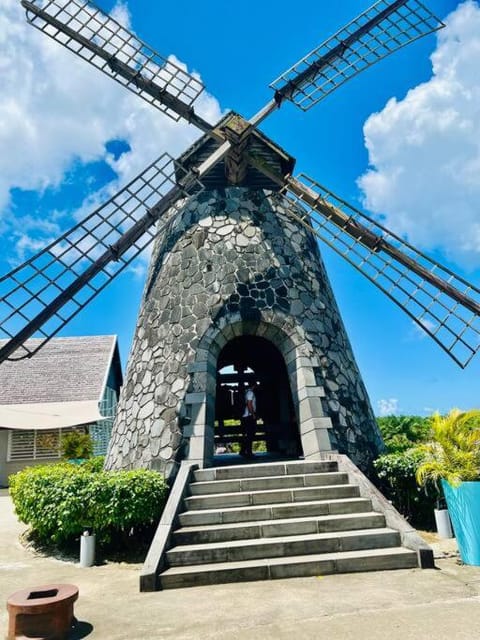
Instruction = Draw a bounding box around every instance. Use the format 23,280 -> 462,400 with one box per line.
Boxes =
105,187 -> 383,479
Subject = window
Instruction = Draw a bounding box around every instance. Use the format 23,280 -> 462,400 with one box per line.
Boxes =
93,386 -> 118,456
8,429 -> 61,461
90,423 -> 111,456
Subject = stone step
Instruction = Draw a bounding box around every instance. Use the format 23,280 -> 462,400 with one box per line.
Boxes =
184,484 -> 359,511
179,497 -> 374,527
158,547 -> 418,589
173,512 -> 385,545
189,471 -> 348,496
167,528 -> 399,566
193,460 -> 338,482
178,497 -> 373,527
167,521 -> 394,566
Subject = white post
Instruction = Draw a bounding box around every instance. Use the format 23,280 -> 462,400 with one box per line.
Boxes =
79,530 -> 96,567
434,508 -> 453,539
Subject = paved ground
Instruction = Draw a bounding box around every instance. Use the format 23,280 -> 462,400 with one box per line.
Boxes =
2,489 -> 480,639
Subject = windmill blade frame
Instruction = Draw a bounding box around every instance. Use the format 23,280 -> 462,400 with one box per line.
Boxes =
9,0 -> 478,371
270,0 -> 444,111
21,0 -> 212,131
282,174 -> 480,368
0,154 -> 203,363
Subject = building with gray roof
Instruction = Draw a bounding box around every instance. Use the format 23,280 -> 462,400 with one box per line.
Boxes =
0,335 -> 122,485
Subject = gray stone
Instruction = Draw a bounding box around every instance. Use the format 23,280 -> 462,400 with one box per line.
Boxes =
151,419 -> 165,438
138,401 -> 154,420
217,224 -> 235,236
171,378 -> 185,394
151,438 -> 161,457
160,429 -> 172,448
236,234 -> 250,247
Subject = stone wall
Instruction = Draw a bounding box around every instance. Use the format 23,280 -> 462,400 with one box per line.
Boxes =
105,187 -> 384,479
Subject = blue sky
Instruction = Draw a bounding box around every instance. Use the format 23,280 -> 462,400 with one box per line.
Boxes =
1,0 -> 479,416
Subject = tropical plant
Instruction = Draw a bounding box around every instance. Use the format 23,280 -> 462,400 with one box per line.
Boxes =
416,409 -> 480,488
60,429 -> 94,460
374,447 -> 437,529
377,415 -> 431,453
373,414 -> 436,527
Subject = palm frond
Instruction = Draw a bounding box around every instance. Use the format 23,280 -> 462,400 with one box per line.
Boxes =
416,409 -> 480,486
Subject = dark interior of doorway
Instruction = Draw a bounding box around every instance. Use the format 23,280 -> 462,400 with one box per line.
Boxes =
215,335 -> 302,459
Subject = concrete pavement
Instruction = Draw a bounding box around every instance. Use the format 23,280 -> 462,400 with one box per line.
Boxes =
2,489 -> 480,639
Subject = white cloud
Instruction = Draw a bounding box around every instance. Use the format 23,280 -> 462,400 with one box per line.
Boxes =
0,0 -> 222,258
411,318 -> 437,340
377,398 -> 399,417
358,1 -> 480,270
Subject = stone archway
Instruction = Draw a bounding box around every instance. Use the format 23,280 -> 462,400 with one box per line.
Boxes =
215,335 -> 301,458
184,315 -> 334,469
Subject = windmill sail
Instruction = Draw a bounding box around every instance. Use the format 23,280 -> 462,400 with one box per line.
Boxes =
21,0 -> 209,129
270,0 -> 444,110
0,154 -> 198,363
284,174 -> 480,368
11,0 -> 478,372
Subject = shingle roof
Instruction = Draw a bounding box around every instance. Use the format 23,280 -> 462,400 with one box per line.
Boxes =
0,336 -> 118,405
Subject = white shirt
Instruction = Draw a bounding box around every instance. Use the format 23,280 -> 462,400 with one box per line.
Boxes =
243,388 -> 256,417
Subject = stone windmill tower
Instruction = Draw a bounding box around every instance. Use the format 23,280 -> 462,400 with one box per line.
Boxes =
105,119 -> 384,477
2,0 -> 480,482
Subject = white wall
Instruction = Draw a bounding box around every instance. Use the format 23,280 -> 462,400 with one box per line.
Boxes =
0,429 -> 59,487
0,429 -> 8,487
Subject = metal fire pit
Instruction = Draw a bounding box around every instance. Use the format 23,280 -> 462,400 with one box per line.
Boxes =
6,583 -> 78,640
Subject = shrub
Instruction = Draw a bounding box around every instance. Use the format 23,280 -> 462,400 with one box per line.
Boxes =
9,463 -> 168,547
60,430 -> 94,460
373,411 -> 480,529
227,441 -> 267,454
79,456 -> 105,473
377,415 -> 431,453
373,414 -> 437,528
374,448 -> 438,529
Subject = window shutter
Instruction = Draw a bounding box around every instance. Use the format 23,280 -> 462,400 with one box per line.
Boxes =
8,430 -> 35,461
8,429 -> 61,461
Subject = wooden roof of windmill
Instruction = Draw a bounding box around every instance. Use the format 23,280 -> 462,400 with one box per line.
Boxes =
176,112 -> 296,191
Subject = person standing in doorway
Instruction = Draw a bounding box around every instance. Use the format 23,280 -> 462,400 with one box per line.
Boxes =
241,382 -> 257,458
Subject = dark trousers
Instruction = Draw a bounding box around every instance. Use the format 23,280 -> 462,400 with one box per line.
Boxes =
241,415 -> 256,455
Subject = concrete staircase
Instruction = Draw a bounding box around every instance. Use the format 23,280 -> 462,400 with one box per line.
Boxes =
156,459 -> 418,589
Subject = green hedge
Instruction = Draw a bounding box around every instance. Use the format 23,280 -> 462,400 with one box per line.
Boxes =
9,461 -> 168,546
376,415 -> 431,453
79,456 -> 105,473
374,415 -> 438,529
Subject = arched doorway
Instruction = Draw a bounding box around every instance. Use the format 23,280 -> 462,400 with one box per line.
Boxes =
215,336 -> 302,458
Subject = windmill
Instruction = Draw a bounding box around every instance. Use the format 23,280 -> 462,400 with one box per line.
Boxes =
2,0 -> 479,478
